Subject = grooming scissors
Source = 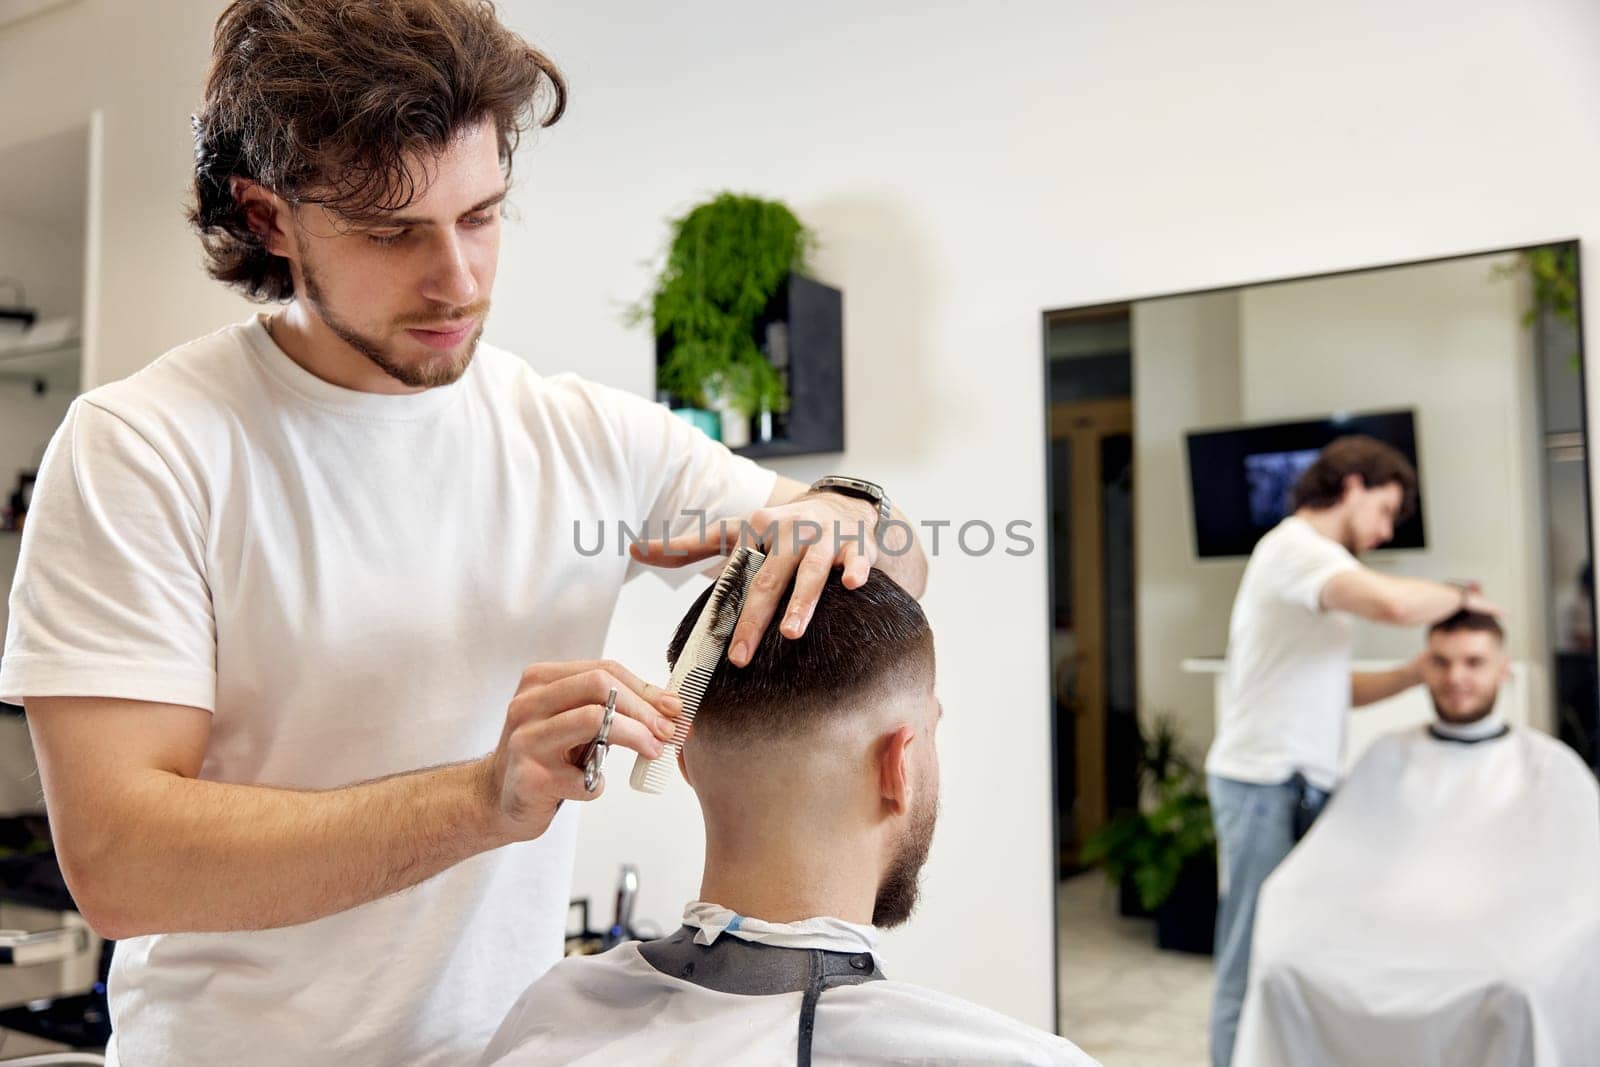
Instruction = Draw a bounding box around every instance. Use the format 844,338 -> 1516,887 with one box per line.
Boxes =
579,686 -> 619,792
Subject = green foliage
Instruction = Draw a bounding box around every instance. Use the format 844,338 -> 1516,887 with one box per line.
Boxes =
0,840 -> 50,860
632,193 -> 812,415
1495,243 -> 1580,329
1526,244 -> 1580,328
720,356 -> 791,420
1080,713 -> 1217,912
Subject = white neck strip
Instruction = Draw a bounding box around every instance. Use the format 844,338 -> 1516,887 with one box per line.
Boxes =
682,902 -> 880,957
1430,706 -> 1508,741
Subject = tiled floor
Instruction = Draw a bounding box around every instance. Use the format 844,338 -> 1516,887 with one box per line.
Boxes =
1058,872 -> 1215,1067
0,1029 -> 87,1059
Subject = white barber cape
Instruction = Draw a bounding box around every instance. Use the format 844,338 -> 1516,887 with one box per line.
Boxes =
1235,712 -> 1600,1067
480,902 -> 1098,1066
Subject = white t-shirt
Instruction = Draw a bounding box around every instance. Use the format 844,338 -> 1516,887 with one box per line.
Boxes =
1204,516 -> 1361,791
0,313 -> 777,1066
481,903 -> 1100,1066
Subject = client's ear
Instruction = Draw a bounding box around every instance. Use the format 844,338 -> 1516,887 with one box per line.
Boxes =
878,725 -> 917,816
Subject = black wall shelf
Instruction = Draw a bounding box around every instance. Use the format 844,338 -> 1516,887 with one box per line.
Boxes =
656,273 -> 845,459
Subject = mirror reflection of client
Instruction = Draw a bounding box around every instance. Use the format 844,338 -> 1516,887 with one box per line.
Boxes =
480,569 -> 1098,1066
1233,612 -> 1600,1067
1204,435 -> 1502,1067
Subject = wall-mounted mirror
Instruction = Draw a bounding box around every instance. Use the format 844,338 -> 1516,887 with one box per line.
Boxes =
1044,242 -> 1593,1065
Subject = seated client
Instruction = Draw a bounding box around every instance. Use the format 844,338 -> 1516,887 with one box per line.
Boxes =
1234,611 -> 1600,1067
480,568 -> 1097,1066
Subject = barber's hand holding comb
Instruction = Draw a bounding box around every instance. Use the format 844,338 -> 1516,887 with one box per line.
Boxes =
630,490 -> 909,667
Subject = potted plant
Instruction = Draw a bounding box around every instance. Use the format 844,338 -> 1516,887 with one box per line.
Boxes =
719,355 -> 790,447
1081,713 -> 1218,955
630,192 -> 810,445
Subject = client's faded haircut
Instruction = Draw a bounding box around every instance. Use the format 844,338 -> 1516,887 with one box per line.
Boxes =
1429,610 -> 1505,642
665,567 -> 933,746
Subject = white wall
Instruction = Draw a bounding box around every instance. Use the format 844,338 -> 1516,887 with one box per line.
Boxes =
0,133 -> 87,654
1132,292 -> 1246,748
3,0 -> 1600,1034
0,215 -> 81,326
0,2 -> 239,388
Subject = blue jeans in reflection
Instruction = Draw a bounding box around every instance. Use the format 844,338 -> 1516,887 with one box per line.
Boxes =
1206,772 -> 1330,1067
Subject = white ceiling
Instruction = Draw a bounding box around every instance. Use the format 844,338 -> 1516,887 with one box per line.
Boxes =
0,124 -> 88,234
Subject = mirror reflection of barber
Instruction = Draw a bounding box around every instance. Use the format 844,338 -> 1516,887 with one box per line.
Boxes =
1201,436 -> 1501,1067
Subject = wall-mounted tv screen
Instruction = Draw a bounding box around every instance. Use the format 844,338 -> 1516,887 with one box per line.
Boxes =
1185,410 -> 1424,559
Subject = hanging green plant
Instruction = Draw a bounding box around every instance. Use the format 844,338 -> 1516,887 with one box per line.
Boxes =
1525,244 -> 1580,328
1495,243 -> 1580,328
630,193 -> 813,416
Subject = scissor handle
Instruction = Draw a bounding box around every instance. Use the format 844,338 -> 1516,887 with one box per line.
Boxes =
582,740 -> 609,792
581,687 -> 620,793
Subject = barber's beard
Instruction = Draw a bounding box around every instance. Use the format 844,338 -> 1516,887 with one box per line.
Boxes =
301,257 -> 484,389
873,791 -> 938,928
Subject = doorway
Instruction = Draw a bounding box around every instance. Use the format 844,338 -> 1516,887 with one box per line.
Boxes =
1045,305 -> 1138,874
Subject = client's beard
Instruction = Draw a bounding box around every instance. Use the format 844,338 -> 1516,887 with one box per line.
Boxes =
302,253 -> 485,389
873,791 -> 938,928
1431,693 -> 1496,726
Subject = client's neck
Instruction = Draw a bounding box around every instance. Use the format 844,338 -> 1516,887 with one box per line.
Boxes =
1432,703 -> 1508,741
698,816 -> 880,927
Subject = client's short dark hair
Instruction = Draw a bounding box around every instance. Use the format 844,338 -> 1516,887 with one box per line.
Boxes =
1289,435 -> 1418,521
1429,610 -> 1505,642
666,567 -> 933,745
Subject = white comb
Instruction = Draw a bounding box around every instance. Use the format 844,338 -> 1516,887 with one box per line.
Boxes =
630,545 -> 766,794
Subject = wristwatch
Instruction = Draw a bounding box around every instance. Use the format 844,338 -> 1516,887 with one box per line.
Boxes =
809,475 -> 892,531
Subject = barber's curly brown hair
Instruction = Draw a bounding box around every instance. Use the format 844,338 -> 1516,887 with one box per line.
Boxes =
1289,434 -> 1419,521
187,0 -> 566,302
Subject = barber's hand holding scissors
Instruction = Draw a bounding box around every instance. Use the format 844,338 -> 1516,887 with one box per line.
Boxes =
484,660 -> 682,841
630,492 -> 897,667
